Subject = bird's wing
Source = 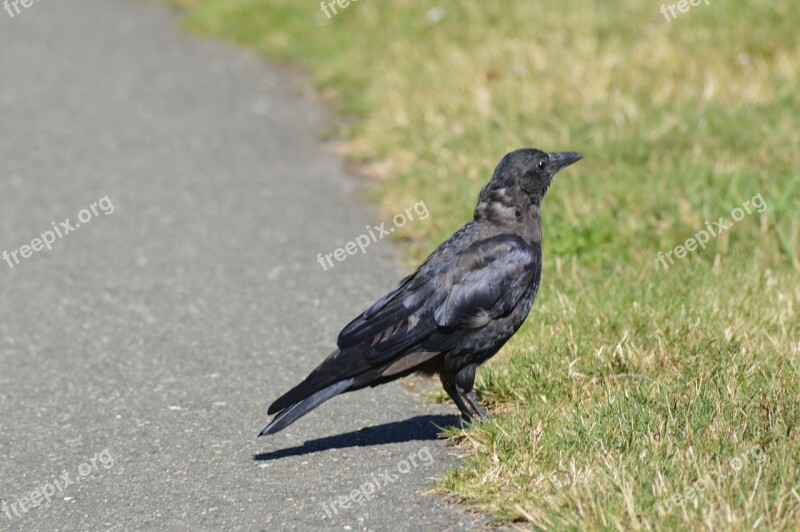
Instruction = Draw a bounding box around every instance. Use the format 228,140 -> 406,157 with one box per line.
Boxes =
348,237 -> 453,323
338,234 -> 538,364
432,236 -> 537,328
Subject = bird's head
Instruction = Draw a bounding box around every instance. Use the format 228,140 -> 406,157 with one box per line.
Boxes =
475,148 -> 583,223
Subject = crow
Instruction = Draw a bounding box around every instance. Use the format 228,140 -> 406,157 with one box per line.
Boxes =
260,148 -> 583,436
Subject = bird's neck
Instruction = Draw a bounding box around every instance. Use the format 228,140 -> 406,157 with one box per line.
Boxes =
473,188 -> 542,244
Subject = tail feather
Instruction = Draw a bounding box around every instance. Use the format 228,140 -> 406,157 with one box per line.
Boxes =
267,349 -> 370,415
259,378 -> 355,436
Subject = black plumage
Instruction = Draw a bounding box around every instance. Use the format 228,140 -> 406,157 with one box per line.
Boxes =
261,148 -> 583,436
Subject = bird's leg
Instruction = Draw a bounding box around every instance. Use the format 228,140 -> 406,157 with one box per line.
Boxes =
464,392 -> 490,421
453,363 -> 489,421
443,380 -> 475,421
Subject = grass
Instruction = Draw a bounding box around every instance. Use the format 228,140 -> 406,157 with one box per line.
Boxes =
174,0 -> 800,528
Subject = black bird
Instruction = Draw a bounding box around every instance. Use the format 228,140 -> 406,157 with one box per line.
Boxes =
261,149 -> 583,436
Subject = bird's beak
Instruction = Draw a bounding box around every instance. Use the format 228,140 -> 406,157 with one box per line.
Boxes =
548,151 -> 584,173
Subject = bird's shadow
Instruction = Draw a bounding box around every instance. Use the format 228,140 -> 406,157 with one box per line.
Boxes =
253,414 -> 461,462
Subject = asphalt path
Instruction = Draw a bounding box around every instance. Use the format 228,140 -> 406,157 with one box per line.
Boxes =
0,1 -> 490,529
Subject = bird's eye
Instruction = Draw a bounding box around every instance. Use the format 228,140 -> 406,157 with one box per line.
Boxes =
537,160 -> 548,170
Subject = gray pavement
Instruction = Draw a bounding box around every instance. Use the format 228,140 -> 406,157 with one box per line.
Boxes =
0,1 -> 490,529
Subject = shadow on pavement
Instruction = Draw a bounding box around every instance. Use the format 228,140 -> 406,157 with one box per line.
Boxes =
253,414 -> 461,461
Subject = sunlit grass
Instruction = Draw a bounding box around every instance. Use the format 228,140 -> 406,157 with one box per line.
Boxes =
176,0 -> 800,528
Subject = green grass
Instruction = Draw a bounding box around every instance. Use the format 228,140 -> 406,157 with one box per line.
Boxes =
175,0 -> 800,528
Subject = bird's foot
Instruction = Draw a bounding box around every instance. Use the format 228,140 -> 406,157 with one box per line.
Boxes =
464,392 -> 490,421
